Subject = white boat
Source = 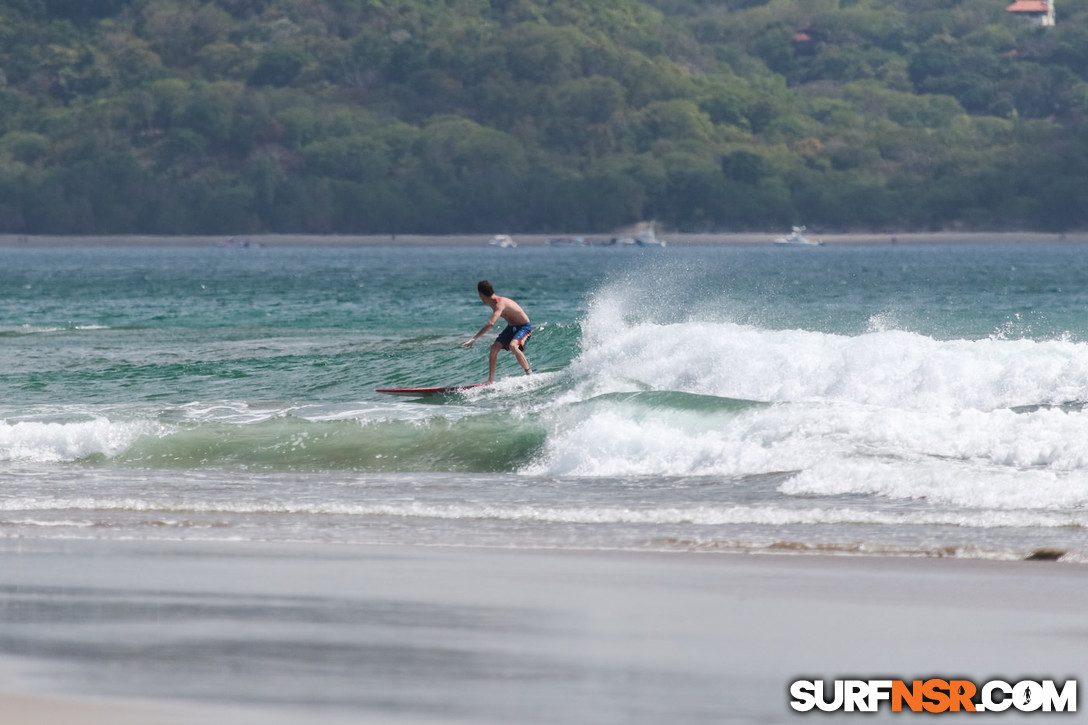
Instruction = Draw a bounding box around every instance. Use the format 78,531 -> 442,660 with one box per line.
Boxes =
609,222 -> 666,247
634,228 -> 666,248
548,236 -> 588,247
488,234 -> 517,248
774,226 -> 822,246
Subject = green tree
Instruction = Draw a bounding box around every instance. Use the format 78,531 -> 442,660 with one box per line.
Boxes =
249,47 -> 312,87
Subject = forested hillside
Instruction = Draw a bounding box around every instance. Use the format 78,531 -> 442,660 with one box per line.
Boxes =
3,0 -> 1088,234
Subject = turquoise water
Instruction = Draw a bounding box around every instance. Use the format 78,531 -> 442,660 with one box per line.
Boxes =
4,242 -> 1088,559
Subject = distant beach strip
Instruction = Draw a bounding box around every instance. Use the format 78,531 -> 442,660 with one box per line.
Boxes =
1,232 -> 1086,247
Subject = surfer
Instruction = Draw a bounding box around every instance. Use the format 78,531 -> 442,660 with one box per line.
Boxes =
462,280 -> 532,383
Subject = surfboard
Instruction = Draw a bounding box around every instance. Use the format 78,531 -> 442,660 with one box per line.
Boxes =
376,383 -> 487,397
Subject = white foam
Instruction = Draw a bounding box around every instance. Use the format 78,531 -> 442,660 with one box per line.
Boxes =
2,497 -> 1082,530
527,394 -> 1088,509
573,316 -> 1088,411
0,324 -> 111,334
781,458 -> 1088,511
527,302 -> 1088,514
0,418 -> 153,462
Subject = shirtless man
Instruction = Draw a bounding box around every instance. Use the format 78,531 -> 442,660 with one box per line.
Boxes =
462,280 -> 532,383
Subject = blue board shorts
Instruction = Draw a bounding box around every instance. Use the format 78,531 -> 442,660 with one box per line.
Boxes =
496,322 -> 531,350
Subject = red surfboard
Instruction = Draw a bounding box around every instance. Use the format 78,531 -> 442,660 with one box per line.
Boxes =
376,384 -> 487,397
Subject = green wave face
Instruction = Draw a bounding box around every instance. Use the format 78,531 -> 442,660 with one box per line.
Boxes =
102,389 -> 763,474
574,390 -> 768,415
113,414 -> 549,473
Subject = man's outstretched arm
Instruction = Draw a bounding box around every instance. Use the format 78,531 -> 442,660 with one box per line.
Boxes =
462,307 -> 503,347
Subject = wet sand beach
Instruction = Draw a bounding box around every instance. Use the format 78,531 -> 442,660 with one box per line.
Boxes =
1,540 -> 1084,724
0,691 -> 189,725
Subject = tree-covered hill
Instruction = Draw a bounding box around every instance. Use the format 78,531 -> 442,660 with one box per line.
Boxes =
2,0 -> 1088,234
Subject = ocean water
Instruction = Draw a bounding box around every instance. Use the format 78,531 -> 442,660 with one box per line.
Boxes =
3,241 -> 1088,561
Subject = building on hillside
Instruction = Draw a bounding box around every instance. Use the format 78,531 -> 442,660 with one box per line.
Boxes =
792,28 -> 819,55
1006,0 -> 1055,26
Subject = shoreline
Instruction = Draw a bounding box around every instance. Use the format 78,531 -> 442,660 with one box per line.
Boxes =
1,539 -> 1084,724
0,231 -> 1084,247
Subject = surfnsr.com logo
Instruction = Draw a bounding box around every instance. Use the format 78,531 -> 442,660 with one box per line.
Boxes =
790,679 -> 1077,713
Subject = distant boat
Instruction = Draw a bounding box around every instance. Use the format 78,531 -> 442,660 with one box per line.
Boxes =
217,236 -> 264,248
548,236 -> 588,247
774,226 -> 822,246
634,228 -> 666,247
488,234 -> 517,248
608,222 -> 667,248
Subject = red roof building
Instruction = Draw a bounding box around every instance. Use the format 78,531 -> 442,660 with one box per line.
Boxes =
1007,0 -> 1055,25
